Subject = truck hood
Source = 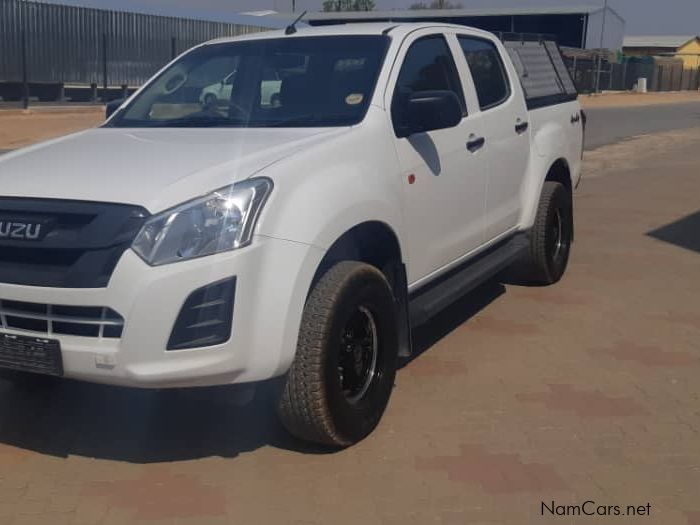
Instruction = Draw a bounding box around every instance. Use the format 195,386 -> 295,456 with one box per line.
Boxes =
0,127 -> 345,213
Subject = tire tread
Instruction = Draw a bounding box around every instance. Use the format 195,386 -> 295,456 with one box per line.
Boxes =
278,261 -> 389,447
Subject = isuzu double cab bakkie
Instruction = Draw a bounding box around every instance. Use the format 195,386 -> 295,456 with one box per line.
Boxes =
0,23 -> 583,447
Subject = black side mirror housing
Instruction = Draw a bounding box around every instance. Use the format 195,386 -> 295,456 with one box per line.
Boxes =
105,98 -> 125,119
398,90 -> 463,138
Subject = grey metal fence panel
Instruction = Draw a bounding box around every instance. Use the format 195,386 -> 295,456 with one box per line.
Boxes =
0,0 -> 264,86
0,0 -> 23,81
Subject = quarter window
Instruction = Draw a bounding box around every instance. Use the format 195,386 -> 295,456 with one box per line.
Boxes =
458,37 -> 510,110
391,35 -> 466,134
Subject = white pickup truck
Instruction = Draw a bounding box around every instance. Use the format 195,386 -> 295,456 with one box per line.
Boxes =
0,22 -> 583,447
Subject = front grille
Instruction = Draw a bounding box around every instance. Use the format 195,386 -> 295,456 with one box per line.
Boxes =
0,299 -> 124,339
0,198 -> 149,288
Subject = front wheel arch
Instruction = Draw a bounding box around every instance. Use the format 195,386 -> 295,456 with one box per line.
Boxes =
308,221 -> 411,358
309,221 -> 404,293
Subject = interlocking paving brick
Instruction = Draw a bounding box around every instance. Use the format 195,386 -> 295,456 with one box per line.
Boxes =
591,341 -> 699,367
83,468 -> 227,521
516,384 -> 647,417
416,445 -> 567,493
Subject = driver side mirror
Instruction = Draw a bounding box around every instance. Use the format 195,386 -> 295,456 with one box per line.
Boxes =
396,90 -> 463,138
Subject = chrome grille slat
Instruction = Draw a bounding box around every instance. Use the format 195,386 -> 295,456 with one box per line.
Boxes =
0,299 -> 124,339
47,304 -> 53,336
0,301 -> 7,330
0,308 -> 123,326
98,307 -> 106,339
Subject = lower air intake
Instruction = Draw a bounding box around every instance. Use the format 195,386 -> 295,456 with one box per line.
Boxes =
167,277 -> 236,351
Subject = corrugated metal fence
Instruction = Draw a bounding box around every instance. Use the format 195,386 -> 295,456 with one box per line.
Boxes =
0,0 -> 265,87
564,54 -> 700,93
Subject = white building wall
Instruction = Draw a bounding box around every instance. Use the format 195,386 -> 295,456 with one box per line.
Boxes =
586,7 -> 625,50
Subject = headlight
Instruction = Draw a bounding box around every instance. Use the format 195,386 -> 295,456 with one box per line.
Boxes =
132,178 -> 272,266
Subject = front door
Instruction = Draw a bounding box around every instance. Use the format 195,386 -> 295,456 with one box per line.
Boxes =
389,33 -> 488,285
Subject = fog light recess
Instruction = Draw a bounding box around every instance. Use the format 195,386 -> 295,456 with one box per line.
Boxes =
167,277 -> 236,351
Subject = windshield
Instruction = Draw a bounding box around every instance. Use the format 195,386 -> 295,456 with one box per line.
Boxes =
108,36 -> 389,128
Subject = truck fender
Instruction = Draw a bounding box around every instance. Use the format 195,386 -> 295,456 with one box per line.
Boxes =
519,122 -> 572,229
255,146 -> 404,251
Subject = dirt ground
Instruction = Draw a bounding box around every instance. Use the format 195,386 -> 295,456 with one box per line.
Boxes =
1,91 -> 700,150
0,107 -> 104,150
1,103 -> 700,525
580,90 -> 700,109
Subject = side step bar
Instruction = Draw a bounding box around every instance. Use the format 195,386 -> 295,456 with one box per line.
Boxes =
408,233 -> 529,327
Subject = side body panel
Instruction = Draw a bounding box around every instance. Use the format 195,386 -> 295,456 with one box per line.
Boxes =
518,100 -> 583,229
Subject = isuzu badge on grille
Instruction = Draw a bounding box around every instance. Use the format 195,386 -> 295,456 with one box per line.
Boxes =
0,221 -> 42,240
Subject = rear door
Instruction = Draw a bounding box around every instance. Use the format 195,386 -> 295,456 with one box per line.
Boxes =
388,31 -> 489,284
456,36 -> 530,241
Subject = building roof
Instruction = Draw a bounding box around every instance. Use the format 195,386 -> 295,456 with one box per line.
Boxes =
295,5 -> 623,22
623,35 -> 699,49
37,0 -> 297,29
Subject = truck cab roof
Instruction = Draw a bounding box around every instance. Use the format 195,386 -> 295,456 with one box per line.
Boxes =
204,21 -> 496,46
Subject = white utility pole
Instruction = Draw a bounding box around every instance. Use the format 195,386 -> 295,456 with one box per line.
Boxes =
594,0 -> 609,93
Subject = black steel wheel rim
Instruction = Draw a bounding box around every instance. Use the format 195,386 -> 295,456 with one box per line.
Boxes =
339,306 -> 378,404
548,208 -> 565,263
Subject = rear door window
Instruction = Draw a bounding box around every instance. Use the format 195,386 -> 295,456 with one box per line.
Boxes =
458,37 -> 510,110
503,40 -> 578,106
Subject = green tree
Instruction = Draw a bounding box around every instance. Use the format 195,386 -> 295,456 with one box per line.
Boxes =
409,0 -> 463,8
322,0 -> 375,11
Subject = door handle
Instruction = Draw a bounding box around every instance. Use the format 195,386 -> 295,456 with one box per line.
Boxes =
466,136 -> 485,153
515,121 -> 529,134
571,114 -> 581,124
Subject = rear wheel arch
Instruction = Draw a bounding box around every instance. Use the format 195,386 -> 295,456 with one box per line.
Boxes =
544,158 -> 573,239
545,158 -> 572,195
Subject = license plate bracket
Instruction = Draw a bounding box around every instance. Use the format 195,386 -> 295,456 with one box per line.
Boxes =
0,332 -> 63,376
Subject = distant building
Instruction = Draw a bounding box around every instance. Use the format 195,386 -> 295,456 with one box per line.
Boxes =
266,5 -> 626,50
623,36 -> 700,70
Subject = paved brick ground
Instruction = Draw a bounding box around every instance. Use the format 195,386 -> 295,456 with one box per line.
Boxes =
0,127 -> 699,524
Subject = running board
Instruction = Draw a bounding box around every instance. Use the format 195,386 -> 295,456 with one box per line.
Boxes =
408,233 -> 529,327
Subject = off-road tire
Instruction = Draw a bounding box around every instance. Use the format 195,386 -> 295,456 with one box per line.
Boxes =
510,181 -> 573,285
278,261 -> 398,448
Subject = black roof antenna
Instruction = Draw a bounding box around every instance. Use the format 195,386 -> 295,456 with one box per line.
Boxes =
285,10 -> 307,35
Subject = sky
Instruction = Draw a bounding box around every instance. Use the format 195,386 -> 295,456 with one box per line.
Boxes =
39,0 -> 700,36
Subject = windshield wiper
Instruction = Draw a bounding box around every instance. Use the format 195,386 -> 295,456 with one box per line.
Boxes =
262,114 -> 316,127
149,114 -> 234,128
264,114 -> 355,128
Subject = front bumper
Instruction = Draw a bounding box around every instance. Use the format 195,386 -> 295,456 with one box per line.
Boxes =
0,236 -> 323,388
